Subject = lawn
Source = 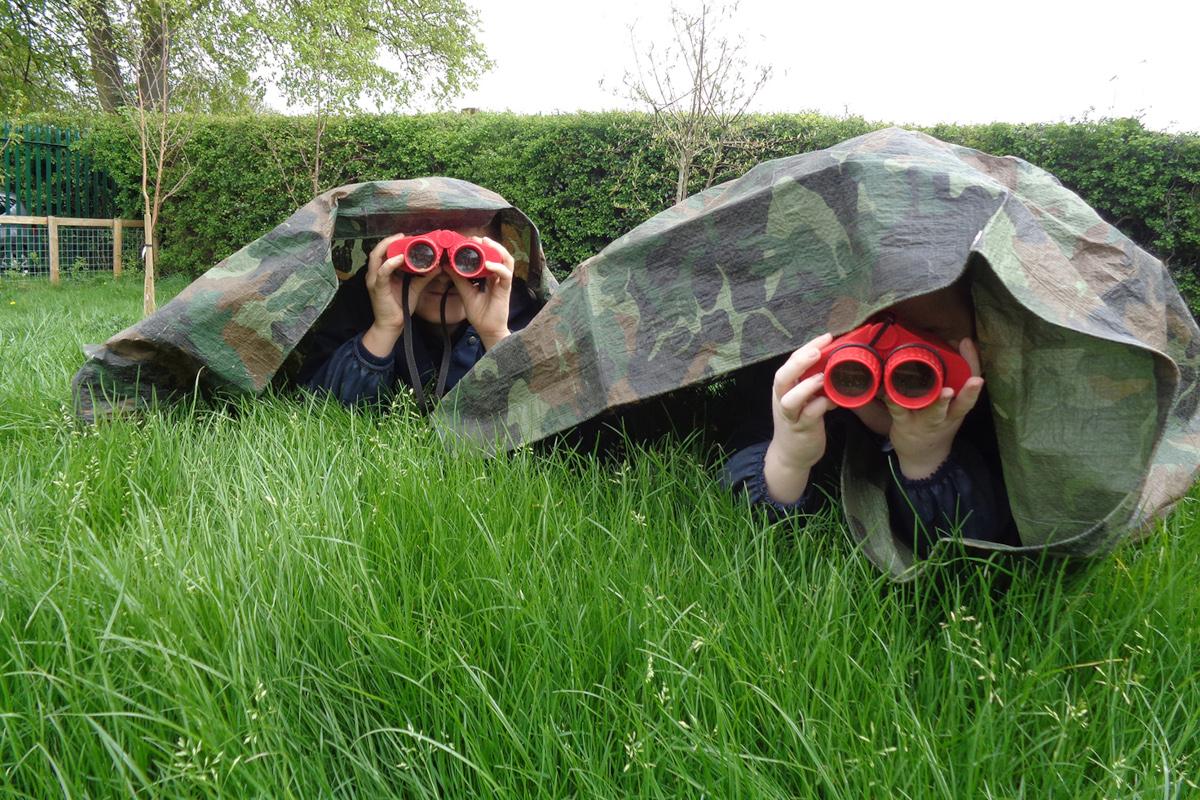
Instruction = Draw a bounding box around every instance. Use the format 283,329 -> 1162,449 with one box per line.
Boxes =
0,276 -> 1197,798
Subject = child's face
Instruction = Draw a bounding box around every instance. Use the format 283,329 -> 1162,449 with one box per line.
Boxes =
412,223 -> 493,327
888,284 -> 975,350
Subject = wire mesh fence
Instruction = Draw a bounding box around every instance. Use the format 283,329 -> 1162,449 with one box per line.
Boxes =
0,222 -> 50,276
0,217 -> 144,280
59,224 -> 146,276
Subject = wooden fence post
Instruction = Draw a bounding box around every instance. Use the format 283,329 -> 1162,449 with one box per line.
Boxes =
48,216 -> 60,285
113,218 -> 124,277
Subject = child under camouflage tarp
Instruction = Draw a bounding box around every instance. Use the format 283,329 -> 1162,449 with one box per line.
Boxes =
436,128 -> 1200,580
297,217 -> 541,407
73,177 -> 556,419
721,278 -> 1021,559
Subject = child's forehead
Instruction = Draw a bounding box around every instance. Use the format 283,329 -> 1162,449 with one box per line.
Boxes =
890,285 -> 975,341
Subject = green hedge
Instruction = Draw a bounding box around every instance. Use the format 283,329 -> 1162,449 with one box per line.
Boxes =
72,112 -> 863,275
22,112 -> 1200,303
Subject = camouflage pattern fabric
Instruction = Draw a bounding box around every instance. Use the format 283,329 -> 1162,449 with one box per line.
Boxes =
438,128 -> 1200,579
73,178 -> 555,421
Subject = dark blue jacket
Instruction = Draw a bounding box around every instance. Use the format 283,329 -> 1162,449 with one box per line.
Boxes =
297,268 -> 541,406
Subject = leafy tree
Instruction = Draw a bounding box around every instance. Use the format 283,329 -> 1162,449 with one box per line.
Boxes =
258,0 -> 492,195
2,0 -> 491,117
1,0 -> 94,115
262,0 -> 489,112
4,0 -> 491,314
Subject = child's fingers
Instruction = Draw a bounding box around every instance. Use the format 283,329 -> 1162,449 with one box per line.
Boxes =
778,373 -> 826,422
882,395 -> 908,422
959,337 -> 982,377
798,394 -> 833,424
376,254 -> 407,280
773,333 -> 833,398
477,236 -> 514,268
370,232 -> 407,271
484,259 -> 513,288
929,388 -> 954,423
886,388 -> 953,423
948,376 -> 985,421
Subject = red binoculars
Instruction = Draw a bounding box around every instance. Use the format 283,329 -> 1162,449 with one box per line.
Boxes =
800,315 -> 971,410
385,230 -> 503,280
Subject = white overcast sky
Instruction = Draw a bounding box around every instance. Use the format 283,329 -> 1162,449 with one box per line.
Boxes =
436,0 -> 1199,132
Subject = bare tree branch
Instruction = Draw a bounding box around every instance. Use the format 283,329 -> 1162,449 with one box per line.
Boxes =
621,1 -> 773,203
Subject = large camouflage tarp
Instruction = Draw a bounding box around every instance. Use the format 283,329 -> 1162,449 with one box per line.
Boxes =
73,178 -> 555,420
438,128 -> 1200,579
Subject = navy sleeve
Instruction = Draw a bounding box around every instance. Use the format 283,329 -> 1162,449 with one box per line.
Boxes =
722,441 -> 823,519
885,439 -> 1016,556
718,356 -> 843,521
300,332 -> 398,407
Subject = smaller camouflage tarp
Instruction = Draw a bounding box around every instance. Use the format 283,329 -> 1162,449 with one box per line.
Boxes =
437,128 -> 1200,579
72,178 -> 555,421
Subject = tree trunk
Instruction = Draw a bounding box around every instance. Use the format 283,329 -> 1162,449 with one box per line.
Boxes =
137,3 -> 168,110
79,0 -> 125,111
140,112 -> 156,315
311,111 -> 326,197
143,207 -> 156,315
675,141 -> 694,204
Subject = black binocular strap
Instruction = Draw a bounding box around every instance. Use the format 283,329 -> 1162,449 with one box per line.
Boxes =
399,273 -> 453,413
869,315 -> 893,348
433,290 -> 452,402
401,274 -> 426,411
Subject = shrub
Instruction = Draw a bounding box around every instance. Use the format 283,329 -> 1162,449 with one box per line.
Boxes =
15,111 -> 1200,311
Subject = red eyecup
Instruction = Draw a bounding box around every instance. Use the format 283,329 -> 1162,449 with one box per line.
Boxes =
823,344 -> 882,408
883,344 -> 945,410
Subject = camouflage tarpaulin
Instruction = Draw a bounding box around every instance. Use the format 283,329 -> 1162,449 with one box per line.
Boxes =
438,128 -> 1200,578
73,178 -> 555,421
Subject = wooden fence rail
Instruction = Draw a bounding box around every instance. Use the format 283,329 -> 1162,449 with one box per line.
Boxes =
2,216 -> 144,283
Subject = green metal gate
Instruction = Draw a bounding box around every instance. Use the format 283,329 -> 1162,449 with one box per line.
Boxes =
1,123 -> 117,218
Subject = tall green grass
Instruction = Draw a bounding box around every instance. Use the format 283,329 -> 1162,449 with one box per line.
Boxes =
0,276 -> 1197,798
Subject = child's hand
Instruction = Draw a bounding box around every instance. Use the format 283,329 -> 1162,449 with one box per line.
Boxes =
886,338 -> 985,479
449,236 -> 514,350
362,233 -> 438,355
764,332 -> 835,503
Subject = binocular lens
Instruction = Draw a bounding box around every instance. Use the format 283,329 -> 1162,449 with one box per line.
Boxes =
453,247 -> 482,273
408,243 -> 437,270
889,360 -> 938,399
829,361 -> 876,398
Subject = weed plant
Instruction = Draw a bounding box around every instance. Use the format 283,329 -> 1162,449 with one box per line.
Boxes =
0,278 -> 1197,797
